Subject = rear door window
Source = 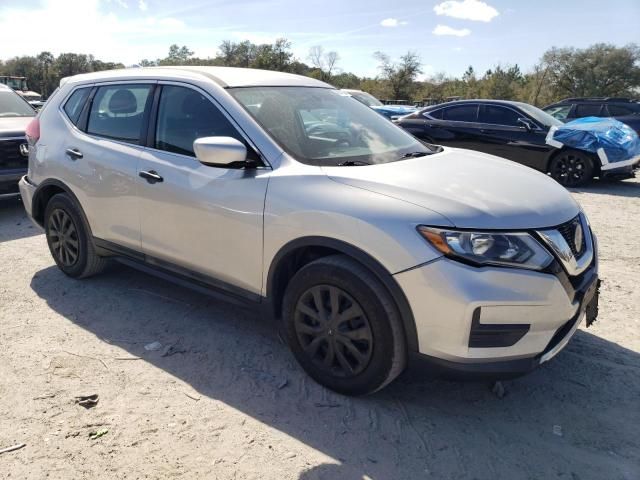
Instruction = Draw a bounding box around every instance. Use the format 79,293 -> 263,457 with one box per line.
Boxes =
606,104 -> 637,116
442,105 -> 478,122
86,84 -> 153,144
63,87 -> 91,126
574,103 -> 603,118
478,105 -> 521,126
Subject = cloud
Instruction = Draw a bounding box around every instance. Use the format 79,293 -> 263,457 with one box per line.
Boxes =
434,0 -> 499,22
380,18 -> 408,27
138,0 -> 147,11
432,24 -> 471,37
0,0 -> 187,65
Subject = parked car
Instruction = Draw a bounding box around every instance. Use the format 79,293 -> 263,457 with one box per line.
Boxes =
395,99 -> 634,186
20,67 -> 598,395
342,89 -> 416,120
0,84 -> 35,195
543,97 -> 640,134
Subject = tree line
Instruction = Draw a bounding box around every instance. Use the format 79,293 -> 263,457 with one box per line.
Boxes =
1,41 -> 638,107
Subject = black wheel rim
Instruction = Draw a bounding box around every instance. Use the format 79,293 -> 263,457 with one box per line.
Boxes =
294,285 -> 373,377
48,209 -> 79,267
551,153 -> 587,187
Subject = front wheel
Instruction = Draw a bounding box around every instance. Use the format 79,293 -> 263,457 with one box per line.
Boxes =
282,255 -> 407,395
548,149 -> 595,187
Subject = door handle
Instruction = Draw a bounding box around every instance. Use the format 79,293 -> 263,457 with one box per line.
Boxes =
139,170 -> 164,184
65,148 -> 83,160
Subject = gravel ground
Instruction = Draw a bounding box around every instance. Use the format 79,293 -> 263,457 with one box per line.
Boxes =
0,178 -> 638,480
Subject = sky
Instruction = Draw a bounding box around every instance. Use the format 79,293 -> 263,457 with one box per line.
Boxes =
0,0 -> 638,78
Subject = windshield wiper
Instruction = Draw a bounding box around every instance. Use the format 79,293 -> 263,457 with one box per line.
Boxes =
401,151 -> 430,159
337,160 -> 371,166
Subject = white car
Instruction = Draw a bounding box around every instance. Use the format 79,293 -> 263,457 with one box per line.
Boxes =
19,67 -> 599,395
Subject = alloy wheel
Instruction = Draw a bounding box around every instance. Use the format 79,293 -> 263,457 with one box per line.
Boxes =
294,285 -> 373,377
48,208 -> 80,267
552,153 -> 588,187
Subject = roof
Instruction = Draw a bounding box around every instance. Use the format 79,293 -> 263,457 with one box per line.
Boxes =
62,66 -> 332,89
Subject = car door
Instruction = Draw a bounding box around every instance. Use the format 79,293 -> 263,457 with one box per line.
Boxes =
475,104 -> 551,170
62,82 -> 155,251
136,83 -> 269,298
421,103 -> 484,148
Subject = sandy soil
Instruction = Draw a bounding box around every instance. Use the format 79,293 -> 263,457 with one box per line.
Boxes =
0,178 -> 638,480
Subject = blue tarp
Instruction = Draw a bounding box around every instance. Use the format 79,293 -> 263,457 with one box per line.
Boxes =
546,117 -> 640,167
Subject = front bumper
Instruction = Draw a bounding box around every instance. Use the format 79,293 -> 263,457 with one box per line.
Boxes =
395,254 -> 598,376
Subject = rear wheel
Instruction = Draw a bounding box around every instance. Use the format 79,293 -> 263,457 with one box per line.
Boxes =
44,193 -> 106,278
282,255 -> 407,395
548,149 -> 595,187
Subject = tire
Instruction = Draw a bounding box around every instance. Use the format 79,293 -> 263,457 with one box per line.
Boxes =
282,254 -> 407,395
44,193 -> 106,278
548,149 -> 595,187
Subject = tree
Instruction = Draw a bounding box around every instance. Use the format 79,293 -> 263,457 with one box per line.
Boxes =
540,43 -> 640,98
374,51 -> 422,100
159,44 -> 195,65
308,45 -> 340,82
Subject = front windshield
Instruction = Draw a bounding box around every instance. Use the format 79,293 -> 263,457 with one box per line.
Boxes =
517,102 -> 563,128
229,87 -> 430,166
0,91 -> 36,117
350,91 -> 384,107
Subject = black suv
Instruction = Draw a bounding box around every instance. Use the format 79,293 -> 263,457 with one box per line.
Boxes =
543,97 -> 640,134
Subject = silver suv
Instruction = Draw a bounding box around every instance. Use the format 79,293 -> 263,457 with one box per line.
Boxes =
19,67 -> 599,395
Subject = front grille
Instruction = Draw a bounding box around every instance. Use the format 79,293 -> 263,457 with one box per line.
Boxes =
0,137 -> 27,170
557,216 -> 584,257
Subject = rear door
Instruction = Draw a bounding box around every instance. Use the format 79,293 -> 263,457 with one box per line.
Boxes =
136,83 -> 269,297
422,104 -> 484,148
60,82 -> 155,250
476,104 -> 551,170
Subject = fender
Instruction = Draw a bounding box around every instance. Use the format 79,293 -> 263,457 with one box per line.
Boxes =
266,236 -> 419,352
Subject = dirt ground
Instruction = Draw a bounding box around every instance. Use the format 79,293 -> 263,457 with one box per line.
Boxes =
0,178 -> 638,480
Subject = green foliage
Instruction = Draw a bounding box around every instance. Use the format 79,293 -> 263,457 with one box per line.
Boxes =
1,42 -> 637,107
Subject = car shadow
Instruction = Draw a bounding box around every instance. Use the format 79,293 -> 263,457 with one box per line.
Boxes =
570,178 -> 640,198
30,262 -> 640,479
0,194 -> 41,243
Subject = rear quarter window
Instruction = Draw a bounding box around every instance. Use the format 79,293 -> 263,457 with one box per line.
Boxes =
63,87 -> 91,126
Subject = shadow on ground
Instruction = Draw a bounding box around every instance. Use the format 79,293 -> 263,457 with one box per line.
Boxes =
0,194 -> 41,243
29,261 -> 640,480
569,178 -> 640,198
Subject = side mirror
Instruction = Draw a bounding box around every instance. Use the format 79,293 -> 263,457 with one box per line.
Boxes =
517,118 -> 535,131
193,136 -> 247,167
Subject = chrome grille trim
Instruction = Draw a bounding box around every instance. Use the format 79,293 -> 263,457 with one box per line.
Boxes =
536,213 -> 593,276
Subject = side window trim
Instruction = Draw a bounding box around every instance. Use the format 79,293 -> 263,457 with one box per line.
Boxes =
148,81 -> 267,167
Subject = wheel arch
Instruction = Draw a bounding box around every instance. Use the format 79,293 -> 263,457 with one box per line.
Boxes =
32,179 -> 94,237
266,236 -> 419,352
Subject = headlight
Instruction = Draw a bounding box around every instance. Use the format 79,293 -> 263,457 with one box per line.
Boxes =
417,226 -> 553,271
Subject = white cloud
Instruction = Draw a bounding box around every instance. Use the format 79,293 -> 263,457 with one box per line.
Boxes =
432,24 -> 471,37
380,18 -> 408,27
434,0 -> 499,22
0,0 -> 187,65
138,0 -> 148,11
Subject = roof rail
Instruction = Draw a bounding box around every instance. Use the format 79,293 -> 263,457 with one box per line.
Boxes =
562,97 -> 636,103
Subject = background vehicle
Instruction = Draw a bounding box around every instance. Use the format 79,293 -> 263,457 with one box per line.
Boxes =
395,99 -> 630,186
342,89 -> 416,120
0,84 -> 35,195
20,68 -> 598,395
0,75 -> 45,110
543,97 -> 640,134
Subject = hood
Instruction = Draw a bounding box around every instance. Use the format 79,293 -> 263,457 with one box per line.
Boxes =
0,116 -> 31,138
323,148 -> 580,230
